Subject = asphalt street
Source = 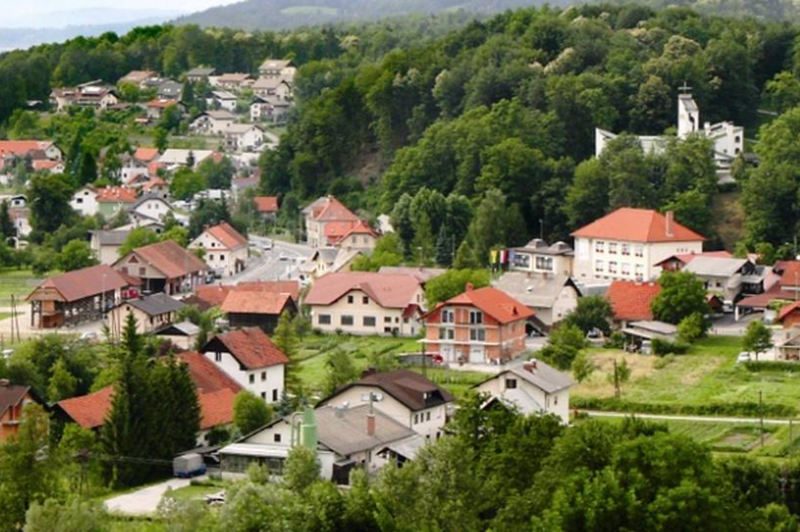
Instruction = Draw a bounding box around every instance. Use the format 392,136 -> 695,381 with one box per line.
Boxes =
225,236 -> 314,284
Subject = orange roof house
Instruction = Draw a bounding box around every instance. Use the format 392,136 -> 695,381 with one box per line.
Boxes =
220,290 -> 297,333
188,222 -> 248,278
606,280 -> 662,322
0,381 -> 40,441
202,327 -> 289,370
302,196 -> 366,248
254,196 -> 279,214
96,186 -> 138,204
572,208 -> 705,243
114,240 -> 208,295
134,147 -> 160,163
423,285 -> 535,364
187,281 -> 300,311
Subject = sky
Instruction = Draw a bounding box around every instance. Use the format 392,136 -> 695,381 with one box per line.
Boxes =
3,0 -> 237,22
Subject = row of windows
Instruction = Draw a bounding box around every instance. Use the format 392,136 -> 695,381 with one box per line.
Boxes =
346,295 -> 371,305
438,328 -> 486,341
595,241 -> 644,257
595,260 -> 644,277
413,411 -> 432,424
248,370 -> 274,383
441,309 -> 483,324
318,314 -> 405,327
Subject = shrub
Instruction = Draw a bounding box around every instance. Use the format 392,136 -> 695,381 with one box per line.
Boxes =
604,331 -> 625,349
743,361 -> 800,373
653,354 -> 676,369
652,338 -> 690,356
570,397 -> 796,418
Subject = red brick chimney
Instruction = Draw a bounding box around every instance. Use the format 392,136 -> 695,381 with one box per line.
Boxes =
666,211 -> 674,238
465,282 -> 474,292
366,413 -> 376,436
523,360 -> 538,373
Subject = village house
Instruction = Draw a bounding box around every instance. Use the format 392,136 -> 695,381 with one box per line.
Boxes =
89,229 -> 129,265
305,272 -> 425,336
26,264 -> 136,328
254,196 -> 279,222
655,250 -> 733,272
188,281 -> 299,311
118,70 -> 159,88
157,149 -> 217,172
301,248 -> 366,281
140,177 -> 170,199
0,381 -> 39,441
422,285 -> 534,365
572,208 -> 705,282
492,272 -> 580,328
302,196 -> 364,248
69,186 -> 100,217
221,290 -> 297,333
209,90 -> 239,112
186,67 -> 217,83
377,266 -> 446,282
202,327 -> 288,402
325,220 -> 380,251
129,195 -> 174,223
106,293 -> 185,337
189,222 -> 249,277
50,80 -> 118,112
0,141 -> 63,172
190,110 -> 236,135
96,186 -> 139,218
156,79 -> 183,100
735,261 -> 798,320
211,73 -> 254,92
154,321 -> 200,350
258,59 -> 296,80
121,147 -> 159,183
682,256 -> 769,305
252,77 -> 292,99
9,207 -> 31,239
145,99 -> 184,121
224,124 -> 267,152
509,239 -> 574,277
606,280 -> 662,325
115,239 -> 209,295
318,369 -> 454,440
32,159 -> 65,174
473,359 -> 574,424
250,96 -> 292,123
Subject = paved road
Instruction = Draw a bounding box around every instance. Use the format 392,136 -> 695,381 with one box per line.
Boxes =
226,236 -> 314,284
583,410 -> 796,426
105,478 -> 194,516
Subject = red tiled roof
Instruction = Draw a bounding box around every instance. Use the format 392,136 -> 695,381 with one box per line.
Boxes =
142,177 -> 166,191
572,208 -> 705,243
190,281 -> 300,311
780,262 -> 800,288
205,222 -> 247,250
778,301 -> 800,322
57,386 -> 114,429
206,327 -> 288,370
135,147 -> 160,162
0,384 -> 32,419
324,220 -> 378,245
305,272 -> 423,309
0,141 -> 54,158
606,280 -> 661,321
441,286 -> 535,325
177,351 -> 242,394
221,291 -> 292,315
122,240 -> 208,279
199,388 -> 236,430
254,196 -> 279,213
96,186 -> 138,203
737,285 -> 794,309
32,160 -> 62,171
28,264 -> 131,303
306,196 -> 360,223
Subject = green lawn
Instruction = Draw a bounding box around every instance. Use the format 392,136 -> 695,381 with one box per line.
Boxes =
164,483 -> 222,502
573,336 -> 800,416
296,334 -> 487,400
0,268 -> 45,308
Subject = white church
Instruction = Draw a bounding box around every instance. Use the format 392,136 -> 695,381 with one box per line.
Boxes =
595,88 -> 744,183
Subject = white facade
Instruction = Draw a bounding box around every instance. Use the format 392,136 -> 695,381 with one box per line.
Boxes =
190,115 -> 234,135
309,287 -> 423,337
474,370 -> 571,425
189,230 -> 248,277
131,197 -> 173,222
203,349 -> 285,403
70,187 -> 99,217
573,237 -> 702,282
224,125 -> 265,152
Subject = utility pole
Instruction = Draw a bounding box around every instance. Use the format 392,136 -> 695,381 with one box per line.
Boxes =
759,390 -> 765,447
613,359 -> 620,399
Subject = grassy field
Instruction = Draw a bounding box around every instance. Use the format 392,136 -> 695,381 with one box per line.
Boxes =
573,336 -> 800,416
296,334 -> 487,400
0,268 -> 44,308
165,482 -> 223,502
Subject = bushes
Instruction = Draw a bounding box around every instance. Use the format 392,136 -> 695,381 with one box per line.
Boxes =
570,397 -> 797,418
652,338 -> 690,356
743,361 -> 800,373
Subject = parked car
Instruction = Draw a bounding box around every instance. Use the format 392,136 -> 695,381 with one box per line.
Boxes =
173,453 -> 207,478
261,239 -> 273,251
279,252 -> 288,261
736,352 -> 751,365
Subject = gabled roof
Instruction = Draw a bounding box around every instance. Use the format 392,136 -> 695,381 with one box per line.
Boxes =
56,386 -> 114,429
202,110 -> 236,121
215,73 -> 252,83
439,286 -> 535,324
254,196 -> 279,213
125,293 -> 185,316
492,272 -> 579,309
131,194 -> 172,212
377,266 -> 446,283
0,141 -> 55,158
203,327 -> 288,370
90,230 -> 129,246
572,208 -> 705,243
187,67 -> 216,77
305,272 -> 423,309
683,256 -> 751,277
780,262 -> 800,288
119,240 -> 208,279
178,351 -> 242,394
303,196 -> 360,223
96,186 -> 138,204
259,59 -> 293,71
320,369 -> 453,412
476,359 -> 574,394
315,404 -> 416,457
512,239 -> 574,257
28,265 -> 131,303
190,281 -> 300,311
325,220 -> 379,244
198,388 -> 237,430
221,291 -> 293,316
0,383 -> 32,419
778,301 -> 800,322
606,280 -> 661,321
654,250 -> 733,268
146,99 -> 180,109
204,222 -> 247,250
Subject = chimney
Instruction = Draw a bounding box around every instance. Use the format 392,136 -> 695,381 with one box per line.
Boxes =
366,412 -> 376,436
523,360 -> 537,373
666,211 -> 674,238
465,282 -> 474,292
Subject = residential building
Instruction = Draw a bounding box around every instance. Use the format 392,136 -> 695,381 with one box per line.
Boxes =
422,285 -> 535,365
118,70 -> 158,87
258,59 -> 296,80
252,77 -> 292,99
154,321 -> 200,350
145,99 -> 184,121
202,328 -> 288,402
189,222 -> 249,277
157,80 -> 183,100
186,67 -> 217,83
683,256 -> 767,304
572,208 -> 705,282
377,266 -> 446,282
0,381 -> 39,441
89,229 -> 129,264
304,272 -> 425,336
157,149 -> 217,172
301,248 -> 365,281
325,220 -> 380,251
50,80 -> 118,112
187,281 -> 300,312
26,264 -> 136,328
596,90 -> 745,182
777,301 -> 800,329
655,250 -> 733,272
302,196 -> 362,248
106,293 -> 185,337
509,239 -> 574,277
0,140 -> 62,171
221,291 -> 297,333
318,369 -> 454,440
224,124 -> 266,152
731,260 -> 797,320
141,177 -> 169,198
493,272 -> 580,327
209,90 -> 238,112
190,111 -> 236,135
115,240 -> 208,295
95,186 -> 139,218
232,175 -> 259,203
473,360 -> 574,424
31,159 -> 65,174
69,186 -> 100,217
129,195 -> 174,223
606,280 -> 661,324
254,196 -> 279,221
250,96 -> 292,123
211,73 -> 253,92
